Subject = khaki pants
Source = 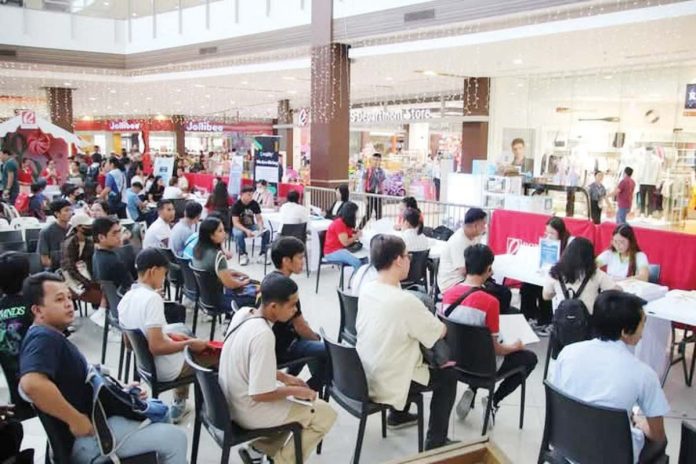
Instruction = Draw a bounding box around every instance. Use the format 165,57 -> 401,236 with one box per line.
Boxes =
253,400 -> 337,464
173,350 -> 219,401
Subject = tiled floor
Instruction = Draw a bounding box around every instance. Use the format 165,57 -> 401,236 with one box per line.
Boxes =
4,259 -> 696,463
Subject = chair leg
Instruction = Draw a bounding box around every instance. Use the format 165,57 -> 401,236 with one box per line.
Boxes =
380,409 -> 387,438
190,417 -> 202,464
220,445 -> 230,464
519,379 -> 526,429
687,336 -> 696,387
353,414 -> 368,464
481,388 -> 494,436
543,335 -> 553,380
305,250 -> 310,278
124,351 -> 131,384
191,301 -> 199,336
292,428 -> 303,464
339,265 -> 345,290
315,264 -> 321,293
416,396 -> 424,452
117,337 -> 125,380
209,315 -> 217,341
100,315 -> 110,364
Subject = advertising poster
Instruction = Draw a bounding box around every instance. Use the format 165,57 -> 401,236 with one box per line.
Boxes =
153,156 -> 175,185
253,136 -> 281,196
539,238 -> 561,269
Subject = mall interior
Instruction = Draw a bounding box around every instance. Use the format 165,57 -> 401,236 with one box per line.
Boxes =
1,1 -> 696,463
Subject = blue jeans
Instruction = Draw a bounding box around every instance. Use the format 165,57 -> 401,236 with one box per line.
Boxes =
222,287 -> 258,312
279,339 -> 328,392
71,416 -> 187,464
617,207 -> 629,224
232,224 -> 270,255
324,249 -> 365,270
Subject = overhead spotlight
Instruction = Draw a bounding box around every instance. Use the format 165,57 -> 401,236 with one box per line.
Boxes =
63,82 -> 72,86
194,84 -> 205,88
512,58 -> 523,65
422,70 -> 438,76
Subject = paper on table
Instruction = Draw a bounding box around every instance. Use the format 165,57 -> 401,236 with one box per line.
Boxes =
499,314 -> 540,345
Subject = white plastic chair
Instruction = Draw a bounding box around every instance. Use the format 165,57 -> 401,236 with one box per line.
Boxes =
11,217 -> 40,230
0,218 -> 11,231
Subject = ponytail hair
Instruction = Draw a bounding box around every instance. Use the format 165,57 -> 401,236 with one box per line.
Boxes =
403,208 -> 423,235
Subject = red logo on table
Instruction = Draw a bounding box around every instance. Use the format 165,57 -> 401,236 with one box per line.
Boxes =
20,110 -> 36,127
506,237 -> 522,255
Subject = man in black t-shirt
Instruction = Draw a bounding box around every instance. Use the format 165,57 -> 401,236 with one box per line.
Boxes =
231,185 -> 270,266
92,217 -> 133,294
264,237 -> 327,391
19,272 -> 187,463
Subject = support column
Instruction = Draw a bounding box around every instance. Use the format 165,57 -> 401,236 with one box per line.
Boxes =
46,87 -> 74,133
310,0 -> 350,188
461,77 -> 490,173
173,115 -> 186,156
277,99 -> 294,169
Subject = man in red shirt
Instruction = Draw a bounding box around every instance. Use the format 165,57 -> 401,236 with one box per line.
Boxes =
614,167 -> 635,225
441,244 -> 537,429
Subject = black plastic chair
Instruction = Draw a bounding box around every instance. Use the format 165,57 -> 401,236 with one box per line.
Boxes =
161,248 -> 183,303
679,421 -> 696,464
115,243 -> 138,280
123,328 -> 194,399
25,227 -> 40,253
315,230 -> 348,294
538,380 -> 633,464
401,250 -> 430,292
183,347 -> 304,464
0,240 -> 27,252
322,331 -> 424,464
36,409 -> 159,464
190,265 -> 227,341
441,317 -> 527,435
172,198 -> 188,222
279,222 -> 310,277
0,229 -> 22,243
0,358 -> 35,421
19,251 -> 43,275
100,281 -> 130,381
336,288 -> 359,346
178,257 -> 201,334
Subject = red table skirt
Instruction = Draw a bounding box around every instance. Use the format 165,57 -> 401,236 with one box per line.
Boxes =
183,173 -> 304,200
489,209 -> 696,291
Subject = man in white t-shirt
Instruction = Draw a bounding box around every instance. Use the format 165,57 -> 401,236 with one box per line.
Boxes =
142,199 -> 175,249
357,235 -> 457,450
437,208 -> 487,292
278,190 -> 309,226
118,248 -> 218,423
219,274 -> 336,463
162,177 -> 184,200
552,291 -> 669,463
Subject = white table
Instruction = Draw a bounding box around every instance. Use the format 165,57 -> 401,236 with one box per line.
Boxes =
360,228 -> 445,260
263,212 -> 332,271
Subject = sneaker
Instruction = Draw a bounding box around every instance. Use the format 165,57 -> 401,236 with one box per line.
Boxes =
534,324 -> 552,337
481,396 -> 498,431
387,410 -> 418,429
240,254 -> 249,266
455,388 -> 475,420
238,446 -> 265,464
107,329 -> 122,343
170,401 -> 191,424
90,307 -> 107,328
425,438 -> 461,451
257,254 -> 271,265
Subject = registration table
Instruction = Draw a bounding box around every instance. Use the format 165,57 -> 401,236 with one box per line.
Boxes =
262,212 -> 332,271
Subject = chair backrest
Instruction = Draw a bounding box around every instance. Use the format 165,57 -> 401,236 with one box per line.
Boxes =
441,316 -> 497,377
25,227 -> 41,252
0,217 -> 10,230
336,288 -> 359,344
279,222 -> 308,243
0,229 -> 23,243
317,229 -> 327,259
0,240 -> 27,253
123,328 -> 159,385
541,380 -> 633,464
100,280 -> 122,325
648,264 -> 661,284
172,198 -> 188,221
183,346 -> 231,444
322,331 -> 371,403
115,244 -> 137,279
403,250 -> 429,284
19,252 -> 43,275
680,421 -> 696,464
160,248 -> 182,283
177,257 -> 199,300
10,216 -> 40,230
190,265 -> 224,313
36,409 -> 74,463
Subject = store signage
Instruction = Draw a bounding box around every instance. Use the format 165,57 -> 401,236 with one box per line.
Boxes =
184,120 -> 225,132
20,110 -> 36,128
298,108 -> 309,127
686,84 -> 696,110
350,107 -> 433,123
253,136 -> 281,192
109,120 -> 141,131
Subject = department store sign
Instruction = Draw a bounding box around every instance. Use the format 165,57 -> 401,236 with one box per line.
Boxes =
109,120 -> 141,131
686,84 -> 696,116
350,107 -> 433,123
184,120 -> 225,132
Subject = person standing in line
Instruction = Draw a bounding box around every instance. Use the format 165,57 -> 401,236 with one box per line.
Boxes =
1,149 -> 19,205
358,153 -> 386,229
587,170 -> 612,225
613,167 -> 636,225
430,153 -> 442,201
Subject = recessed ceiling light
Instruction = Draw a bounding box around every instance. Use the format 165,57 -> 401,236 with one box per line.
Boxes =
194,84 -> 205,88
205,94 -> 211,99
104,1 -> 110,5
512,58 -> 523,65
517,82 -> 524,88
287,90 -> 297,95
230,100 -> 235,104
146,96 -> 152,100
81,116 -> 93,121
422,70 -> 438,76
63,82 -> 72,86
385,76 -> 393,81
175,88 -> 182,92
267,94 -> 275,98
88,97 -> 97,101
604,75 -> 613,80
281,76 -> 296,81
124,101 -> 130,106
109,89 -> 116,94
132,13 -> 137,17
241,81 -> 249,85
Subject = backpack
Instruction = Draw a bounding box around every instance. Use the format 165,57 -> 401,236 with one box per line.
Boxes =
429,225 -> 454,241
549,273 -> 592,359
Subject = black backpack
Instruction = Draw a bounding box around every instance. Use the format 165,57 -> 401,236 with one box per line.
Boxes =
550,273 -> 592,359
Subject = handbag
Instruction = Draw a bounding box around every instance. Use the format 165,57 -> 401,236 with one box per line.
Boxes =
346,241 -> 363,253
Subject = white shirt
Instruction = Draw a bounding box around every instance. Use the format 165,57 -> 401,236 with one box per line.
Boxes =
437,229 -> 480,291
142,217 -> 171,249
543,270 -> 617,313
356,281 -> 444,409
552,339 -> 670,462
219,308 -> 291,429
596,250 -> 649,280
162,186 -> 183,200
118,284 -> 183,382
349,264 -> 378,297
278,202 -> 309,226
401,228 -> 430,252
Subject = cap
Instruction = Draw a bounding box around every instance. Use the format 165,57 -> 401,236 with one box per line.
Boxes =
69,213 -> 93,228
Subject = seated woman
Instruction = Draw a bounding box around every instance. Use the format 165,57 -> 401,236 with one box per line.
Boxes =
60,213 -> 103,309
522,217 -> 571,335
191,216 -> 257,312
325,184 -> 349,219
147,175 -> 165,203
394,196 -> 420,231
596,224 -> 649,281
323,201 -> 366,271
401,207 -> 430,252
543,237 -> 618,314
206,179 -> 232,232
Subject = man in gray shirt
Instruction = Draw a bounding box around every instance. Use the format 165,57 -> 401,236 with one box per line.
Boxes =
170,201 -> 202,257
587,170 -> 611,224
37,199 -> 73,270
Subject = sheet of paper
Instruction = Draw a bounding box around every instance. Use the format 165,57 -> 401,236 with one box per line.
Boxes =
499,314 -> 540,345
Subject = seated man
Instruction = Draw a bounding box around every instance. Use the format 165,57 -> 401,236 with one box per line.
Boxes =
265,237 -> 327,391
437,208 -> 486,292
441,244 -> 537,428
219,274 -> 336,463
356,235 -> 457,450
142,200 -> 175,249
92,217 -> 133,294
37,199 -> 73,271
252,179 -> 275,208
552,290 -> 669,463
278,190 -> 308,226
170,201 -> 202,257
119,248 -> 218,424
231,186 -> 270,266
125,181 -> 156,225
18,272 -> 188,464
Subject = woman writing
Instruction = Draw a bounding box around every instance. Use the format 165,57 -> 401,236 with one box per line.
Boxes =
323,201 -> 366,270
191,217 -> 257,311
147,176 -> 165,203
597,224 -> 649,281
325,184 -> 349,219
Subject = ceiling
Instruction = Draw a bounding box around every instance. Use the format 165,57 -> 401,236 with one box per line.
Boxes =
22,0 -> 219,20
0,5 -> 695,121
